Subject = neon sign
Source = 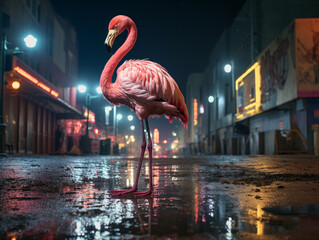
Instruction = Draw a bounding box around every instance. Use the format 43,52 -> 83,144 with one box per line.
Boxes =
153,128 -> 159,143
193,99 -> 198,126
13,66 -> 59,98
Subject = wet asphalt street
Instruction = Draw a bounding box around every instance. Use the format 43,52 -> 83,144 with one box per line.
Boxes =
0,154 -> 319,239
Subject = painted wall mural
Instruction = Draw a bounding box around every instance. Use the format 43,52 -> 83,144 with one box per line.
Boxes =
235,19 -> 319,121
259,22 -> 296,111
296,18 -> 319,97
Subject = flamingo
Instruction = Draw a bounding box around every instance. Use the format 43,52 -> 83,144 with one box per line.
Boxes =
100,15 -> 188,196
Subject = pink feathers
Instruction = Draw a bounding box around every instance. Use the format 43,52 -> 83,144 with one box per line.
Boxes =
117,59 -> 189,126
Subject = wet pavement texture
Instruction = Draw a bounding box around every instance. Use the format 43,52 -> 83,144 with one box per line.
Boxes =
0,155 -> 319,239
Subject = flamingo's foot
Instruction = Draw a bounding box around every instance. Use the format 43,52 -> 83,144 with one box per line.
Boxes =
132,188 -> 153,196
109,188 -> 137,196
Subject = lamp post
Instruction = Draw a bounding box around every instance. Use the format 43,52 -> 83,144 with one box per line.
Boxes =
0,32 -> 37,156
224,61 -> 235,99
77,85 -> 101,154
208,95 -> 214,153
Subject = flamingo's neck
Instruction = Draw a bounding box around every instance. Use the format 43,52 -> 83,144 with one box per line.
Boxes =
100,22 -> 137,100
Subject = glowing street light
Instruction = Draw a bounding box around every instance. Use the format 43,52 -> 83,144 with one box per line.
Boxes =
77,84 -> 101,154
117,113 -> 122,120
127,115 -> 133,121
130,125 -> 135,131
224,61 -> 235,99
96,86 -> 102,94
77,85 -> 87,93
24,34 -> 37,48
12,81 -> 20,90
1,33 -> 39,155
208,95 -> 214,103
224,63 -> 232,73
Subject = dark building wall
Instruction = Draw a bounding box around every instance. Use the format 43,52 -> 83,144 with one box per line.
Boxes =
1,0 -> 80,154
187,0 -> 319,154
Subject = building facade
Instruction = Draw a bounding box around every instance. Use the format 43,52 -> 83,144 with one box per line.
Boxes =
0,0 -> 83,154
186,0 -> 319,155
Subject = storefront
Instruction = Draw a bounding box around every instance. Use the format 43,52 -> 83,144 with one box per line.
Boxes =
4,57 -> 83,154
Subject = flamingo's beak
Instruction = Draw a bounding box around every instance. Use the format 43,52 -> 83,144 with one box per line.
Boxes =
105,28 -> 118,54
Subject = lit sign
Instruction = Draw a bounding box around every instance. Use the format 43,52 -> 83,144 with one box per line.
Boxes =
193,99 -> 198,126
13,66 -> 59,98
199,104 -> 204,114
84,109 -> 95,123
235,62 -> 261,120
153,128 -> 159,143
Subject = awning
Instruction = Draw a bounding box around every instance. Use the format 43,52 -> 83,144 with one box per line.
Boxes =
5,57 -> 84,119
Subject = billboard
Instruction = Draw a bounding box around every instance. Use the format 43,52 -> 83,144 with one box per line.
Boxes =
296,18 -> 319,97
259,21 -> 297,111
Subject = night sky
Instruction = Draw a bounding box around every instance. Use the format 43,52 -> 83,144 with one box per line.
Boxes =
51,0 -> 245,140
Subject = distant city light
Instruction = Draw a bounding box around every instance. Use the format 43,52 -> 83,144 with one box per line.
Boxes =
128,115 -> 133,121
117,114 -> 122,120
163,140 -> 168,144
78,85 -> 87,93
130,125 -> 135,130
172,131 -> 177,137
12,81 -> 20,90
154,128 -> 159,143
94,128 -> 99,135
200,104 -> 204,114
224,64 -> 232,73
24,34 -> 37,48
193,99 -> 198,126
208,95 -> 214,103
96,86 -> 102,94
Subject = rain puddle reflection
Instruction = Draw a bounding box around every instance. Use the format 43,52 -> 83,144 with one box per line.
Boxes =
0,156 -> 318,239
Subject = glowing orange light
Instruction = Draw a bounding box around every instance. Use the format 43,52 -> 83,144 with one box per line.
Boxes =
50,90 -> 59,98
153,128 -> 159,144
37,82 -> 51,93
14,66 -> 38,84
163,140 -> 168,144
13,66 -> 59,98
84,109 -> 95,123
12,81 -> 20,89
194,99 -> 198,126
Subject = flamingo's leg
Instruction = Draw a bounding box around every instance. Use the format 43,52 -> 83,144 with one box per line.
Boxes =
134,118 -> 153,196
110,120 -> 146,196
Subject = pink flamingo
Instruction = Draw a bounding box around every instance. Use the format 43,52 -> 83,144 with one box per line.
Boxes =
100,15 -> 188,196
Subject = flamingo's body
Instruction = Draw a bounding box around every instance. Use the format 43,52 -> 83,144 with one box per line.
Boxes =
100,15 -> 188,196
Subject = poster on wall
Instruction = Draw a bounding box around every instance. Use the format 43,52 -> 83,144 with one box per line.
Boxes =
296,18 -> 319,97
259,21 -> 297,111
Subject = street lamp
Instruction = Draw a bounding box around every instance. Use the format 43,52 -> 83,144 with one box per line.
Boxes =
96,86 -> 102,94
77,84 -> 101,154
0,33 -> 38,155
207,95 -> 214,153
224,61 -> 235,99
23,34 -> 37,48
117,113 -> 122,120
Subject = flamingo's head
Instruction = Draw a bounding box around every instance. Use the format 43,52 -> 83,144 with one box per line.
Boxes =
105,15 -> 134,54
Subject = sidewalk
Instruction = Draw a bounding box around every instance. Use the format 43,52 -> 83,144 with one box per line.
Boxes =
0,154 -> 319,239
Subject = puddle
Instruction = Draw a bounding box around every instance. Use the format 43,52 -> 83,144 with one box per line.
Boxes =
0,155 -> 319,239
263,205 -> 319,215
